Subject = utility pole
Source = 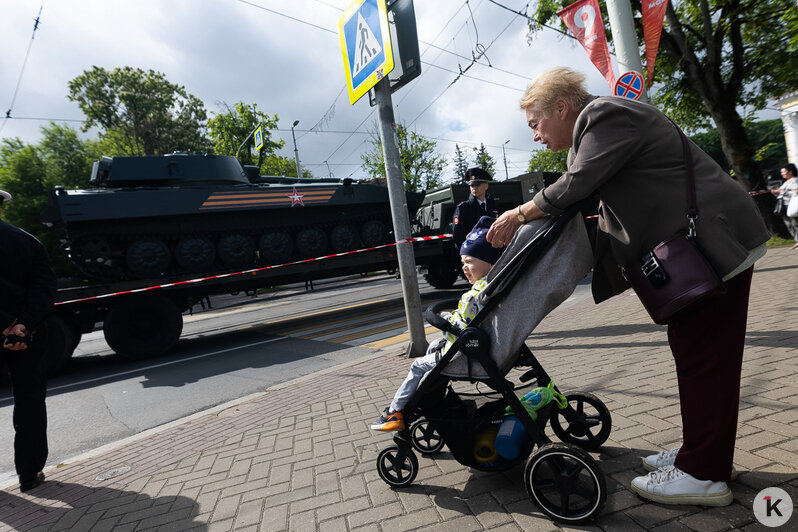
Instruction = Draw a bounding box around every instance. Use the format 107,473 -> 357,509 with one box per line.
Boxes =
373,77 -> 428,357
291,120 -> 303,178
605,0 -> 650,103
502,140 -> 510,180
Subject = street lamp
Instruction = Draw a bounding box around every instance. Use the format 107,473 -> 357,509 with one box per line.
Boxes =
291,120 -> 303,178
502,140 -> 510,180
324,160 -> 333,178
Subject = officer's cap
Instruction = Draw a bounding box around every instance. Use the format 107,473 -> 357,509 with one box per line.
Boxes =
465,167 -> 492,185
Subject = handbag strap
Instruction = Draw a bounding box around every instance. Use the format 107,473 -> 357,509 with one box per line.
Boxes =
668,118 -> 698,237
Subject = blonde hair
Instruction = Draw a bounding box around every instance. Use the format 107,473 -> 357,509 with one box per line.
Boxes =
519,67 -> 589,116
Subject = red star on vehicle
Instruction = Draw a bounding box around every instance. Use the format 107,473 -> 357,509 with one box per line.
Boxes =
288,187 -> 305,206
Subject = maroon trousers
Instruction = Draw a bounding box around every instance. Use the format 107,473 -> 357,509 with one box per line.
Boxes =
670,266 -> 753,481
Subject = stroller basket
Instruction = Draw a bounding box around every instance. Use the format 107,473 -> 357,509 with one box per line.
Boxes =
375,200 -> 612,524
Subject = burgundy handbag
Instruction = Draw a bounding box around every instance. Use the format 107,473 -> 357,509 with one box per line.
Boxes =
624,124 -> 722,325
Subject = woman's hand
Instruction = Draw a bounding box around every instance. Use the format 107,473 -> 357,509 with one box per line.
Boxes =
487,209 -> 523,248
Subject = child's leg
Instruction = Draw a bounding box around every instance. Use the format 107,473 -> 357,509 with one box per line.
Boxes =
389,350 -> 440,413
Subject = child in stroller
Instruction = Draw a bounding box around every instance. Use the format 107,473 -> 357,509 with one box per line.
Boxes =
370,216 -> 505,432
373,200 -> 613,524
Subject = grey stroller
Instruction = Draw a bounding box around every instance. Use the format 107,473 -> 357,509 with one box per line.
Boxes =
375,200 -> 612,524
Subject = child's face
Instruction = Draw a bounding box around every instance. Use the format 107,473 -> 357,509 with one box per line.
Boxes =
461,255 -> 492,284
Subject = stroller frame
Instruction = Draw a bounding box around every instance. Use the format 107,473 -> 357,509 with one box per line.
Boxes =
375,200 -> 611,524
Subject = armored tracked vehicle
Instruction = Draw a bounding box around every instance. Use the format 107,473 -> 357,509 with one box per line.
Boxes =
43,153 -> 424,280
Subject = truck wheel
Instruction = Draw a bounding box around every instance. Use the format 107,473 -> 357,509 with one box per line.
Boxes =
218,234 -> 255,267
330,224 -> 358,252
126,239 -> 171,277
296,228 -> 328,257
174,236 -> 215,272
44,314 -> 79,377
104,294 -> 183,360
360,220 -> 388,247
424,259 -> 459,289
259,231 -> 293,263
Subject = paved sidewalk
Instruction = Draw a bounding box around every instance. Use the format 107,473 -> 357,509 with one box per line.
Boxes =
1,246 -> 796,531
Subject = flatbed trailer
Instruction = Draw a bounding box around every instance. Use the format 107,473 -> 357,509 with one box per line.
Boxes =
44,236 -> 450,376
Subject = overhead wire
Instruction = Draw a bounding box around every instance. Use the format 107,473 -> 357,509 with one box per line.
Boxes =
407,8 -> 519,127
235,0 -> 542,169
0,2 -> 45,136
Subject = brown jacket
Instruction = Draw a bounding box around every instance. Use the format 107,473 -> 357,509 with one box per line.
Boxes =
533,96 -> 770,303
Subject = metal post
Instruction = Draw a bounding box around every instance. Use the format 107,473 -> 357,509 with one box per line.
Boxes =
324,160 -> 333,178
291,120 -> 303,178
502,140 -> 510,180
605,0 -> 650,103
373,78 -> 428,357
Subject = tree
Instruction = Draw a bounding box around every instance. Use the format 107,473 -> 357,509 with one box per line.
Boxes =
0,124 -> 99,276
527,0 -> 798,190
67,66 -> 210,156
471,144 -> 496,176
361,124 -> 446,191
207,102 -> 283,169
690,119 -> 787,179
527,148 -> 568,173
453,144 -> 470,182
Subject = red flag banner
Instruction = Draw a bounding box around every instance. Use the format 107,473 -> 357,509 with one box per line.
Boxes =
558,0 -> 616,89
641,0 -> 668,88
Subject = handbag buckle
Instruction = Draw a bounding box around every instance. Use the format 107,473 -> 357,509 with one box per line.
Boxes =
641,251 -> 669,287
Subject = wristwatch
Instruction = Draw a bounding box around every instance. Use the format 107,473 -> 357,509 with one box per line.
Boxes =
516,206 -> 526,223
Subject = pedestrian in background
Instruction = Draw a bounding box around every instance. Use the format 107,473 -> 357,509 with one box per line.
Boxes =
770,162 -> 798,249
452,167 -> 499,249
487,66 -> 770,507
0,189 -> 58,493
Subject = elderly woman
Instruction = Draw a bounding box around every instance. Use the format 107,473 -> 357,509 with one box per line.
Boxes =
488,67 -> 770,506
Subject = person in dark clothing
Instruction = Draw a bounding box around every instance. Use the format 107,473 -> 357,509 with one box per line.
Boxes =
0,189 -> 57,493
452,167 -> 500,249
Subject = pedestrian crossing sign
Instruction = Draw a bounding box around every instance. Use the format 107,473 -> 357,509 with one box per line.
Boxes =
338,0 -> 394,104
254,126 -> 263,151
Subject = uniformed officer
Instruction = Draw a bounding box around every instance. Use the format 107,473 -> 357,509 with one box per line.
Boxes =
452,167 -> 500,249
0,189 -> 57,493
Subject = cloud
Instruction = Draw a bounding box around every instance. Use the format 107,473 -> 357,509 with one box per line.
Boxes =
0,0 -> 655,182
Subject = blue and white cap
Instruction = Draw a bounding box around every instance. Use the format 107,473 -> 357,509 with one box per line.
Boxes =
459,216 -> 504,264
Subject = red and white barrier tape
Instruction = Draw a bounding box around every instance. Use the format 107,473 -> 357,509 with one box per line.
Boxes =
54,188 -> 777,306
55,234 -> 454,305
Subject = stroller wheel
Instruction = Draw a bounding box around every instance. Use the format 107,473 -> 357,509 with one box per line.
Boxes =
376,445 -> 419,488
410,419 -> 445,456
525,443 -> 606,524
550,392 -> 611,451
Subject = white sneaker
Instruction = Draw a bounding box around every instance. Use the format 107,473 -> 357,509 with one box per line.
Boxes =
642,447 -> 738,480
631,465 -> 733,506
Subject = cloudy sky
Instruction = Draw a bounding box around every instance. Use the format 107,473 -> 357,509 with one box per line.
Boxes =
1,0 -> 649,183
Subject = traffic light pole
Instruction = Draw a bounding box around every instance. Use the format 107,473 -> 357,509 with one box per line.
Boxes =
373,77 -> 429,358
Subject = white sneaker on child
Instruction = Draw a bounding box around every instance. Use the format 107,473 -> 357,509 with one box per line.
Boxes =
631,465 -> 733,506
642,447 -> 738,480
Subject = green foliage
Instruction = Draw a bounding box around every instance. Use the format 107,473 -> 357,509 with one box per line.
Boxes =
67,66 -> 210,156
527,148 -> 568,173
0,124 -> 99,276
471,144 -> 496,176
526,0 -> 798,187
207,102 -> 283,168
689,119 -> 787,177
453,144 -> 470,182
260,153 -> 312,178
361,124 -> 446,191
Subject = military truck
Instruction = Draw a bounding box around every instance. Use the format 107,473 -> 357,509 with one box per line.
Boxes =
37,154 -> 446,375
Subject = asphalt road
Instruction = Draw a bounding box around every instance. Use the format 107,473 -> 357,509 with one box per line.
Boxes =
0,271 -> 591,488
